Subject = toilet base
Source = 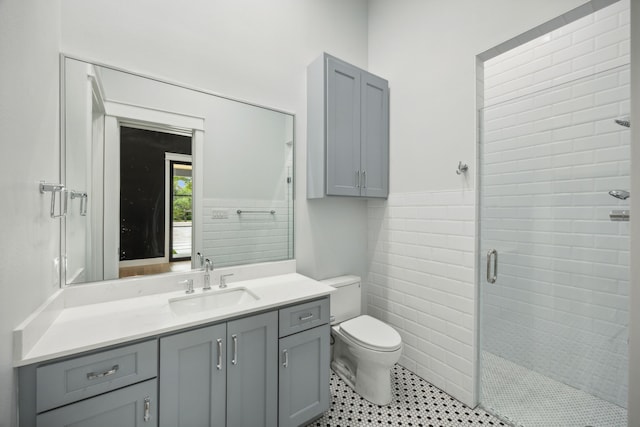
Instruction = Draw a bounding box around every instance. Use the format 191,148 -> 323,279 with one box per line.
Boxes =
331,358 -> 394,406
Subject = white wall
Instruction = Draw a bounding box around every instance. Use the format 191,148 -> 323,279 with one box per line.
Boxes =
367,0 -> 596,407
482,1 -> 630,406
60,0 -> 371,282
0,1 -> 61,426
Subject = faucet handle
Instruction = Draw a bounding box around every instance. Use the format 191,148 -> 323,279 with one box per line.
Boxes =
205,258 -> 213,272
220,273 -> 234,288
182,279 -> 194,294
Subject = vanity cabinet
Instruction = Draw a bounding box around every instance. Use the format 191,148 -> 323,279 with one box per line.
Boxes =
159,324 -> 227,427
159,311 -> 278,427
35,379 -> 157,427
18,295 -> 330,427
278,298 -> 331,427
18,340 -> 158,427
307,53 -> 389,199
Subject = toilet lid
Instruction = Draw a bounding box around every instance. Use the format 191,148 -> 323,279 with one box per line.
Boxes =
340,315 -> 402,351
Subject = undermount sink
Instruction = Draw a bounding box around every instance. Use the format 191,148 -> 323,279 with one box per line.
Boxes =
169,287 -> 259,316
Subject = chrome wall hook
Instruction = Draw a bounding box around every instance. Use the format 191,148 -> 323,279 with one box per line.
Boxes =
40,181 -> 67,218
456,161 -> 469,175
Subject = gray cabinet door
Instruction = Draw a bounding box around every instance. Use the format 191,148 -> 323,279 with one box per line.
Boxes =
36,379 -> 157,427
159,324 -> 226,427
227,311 -> 278,427
278,324 -> 330,427
360,71 -> 389,198
326,57 -> 362,197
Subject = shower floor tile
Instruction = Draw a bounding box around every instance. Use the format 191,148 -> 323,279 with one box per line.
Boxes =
307,364 -> 507,427
481,351 -> 627,427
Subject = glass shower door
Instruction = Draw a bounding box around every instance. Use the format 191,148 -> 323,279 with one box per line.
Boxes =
478,65 -> 630,427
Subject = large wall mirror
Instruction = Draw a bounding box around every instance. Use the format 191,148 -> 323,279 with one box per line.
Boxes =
62,56 -> 294,286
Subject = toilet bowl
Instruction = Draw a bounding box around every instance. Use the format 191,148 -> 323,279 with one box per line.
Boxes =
322,276 -> 403,406
331,315 -> 402,405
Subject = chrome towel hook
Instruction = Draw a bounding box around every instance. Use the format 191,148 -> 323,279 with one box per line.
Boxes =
40,181 -> 67,218
456,161 -> 469,175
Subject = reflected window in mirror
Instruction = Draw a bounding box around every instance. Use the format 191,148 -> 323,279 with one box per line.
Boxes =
170,161 -> 193,262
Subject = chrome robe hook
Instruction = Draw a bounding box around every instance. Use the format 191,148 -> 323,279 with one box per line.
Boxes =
456,161 -> 469,175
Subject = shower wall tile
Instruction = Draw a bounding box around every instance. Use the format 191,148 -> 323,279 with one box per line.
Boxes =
201,198 -> 292,266
481,0 -> 629,409
366,189 -> 476,406
485,0 -> 630,106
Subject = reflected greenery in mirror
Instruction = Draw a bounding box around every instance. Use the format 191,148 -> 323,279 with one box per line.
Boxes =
62,56 -> 294,285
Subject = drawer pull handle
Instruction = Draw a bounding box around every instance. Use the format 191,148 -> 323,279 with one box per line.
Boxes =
216,338 -> 223,370
86,364 -> 119,380
231,334 -> 238,365
299,313 -> 314,321
282,349 -> 289,368
143,396 -> 151,422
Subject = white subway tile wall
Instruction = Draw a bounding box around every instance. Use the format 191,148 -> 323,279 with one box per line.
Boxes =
482,0 -> 629,408
367,190 -> 476,405
202,198 -> 293,267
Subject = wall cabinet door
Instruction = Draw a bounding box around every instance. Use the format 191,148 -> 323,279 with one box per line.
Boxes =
360,72 -> 389,198
227,311 -> 278,427
308,53 -> 389,199
278,324 -> 330,427
159,324 -> 226,427
36,379 -> 157,427
326,57 -> 362,197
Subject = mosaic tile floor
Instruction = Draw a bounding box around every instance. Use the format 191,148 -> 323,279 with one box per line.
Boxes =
480,351 -> 627,427
308,365 -> 507,427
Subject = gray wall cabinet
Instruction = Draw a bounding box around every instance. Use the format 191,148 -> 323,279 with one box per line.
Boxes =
307,53 -> 389,199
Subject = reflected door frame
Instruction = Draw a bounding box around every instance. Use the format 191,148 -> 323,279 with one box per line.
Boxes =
165,155 -> 193,262
102,102 -> 204,280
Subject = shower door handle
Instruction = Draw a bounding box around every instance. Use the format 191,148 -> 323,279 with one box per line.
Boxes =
487,249 -> 498,284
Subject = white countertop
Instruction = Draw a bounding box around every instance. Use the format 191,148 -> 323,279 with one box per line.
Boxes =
14,271 -> 334,367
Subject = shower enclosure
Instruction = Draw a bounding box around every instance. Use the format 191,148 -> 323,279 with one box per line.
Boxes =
478,4 -> 630,424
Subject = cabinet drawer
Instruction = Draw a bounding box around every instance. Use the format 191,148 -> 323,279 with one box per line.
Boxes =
36,378 -> 157,427
36,340 -> 157,413
279,297 -> 329,337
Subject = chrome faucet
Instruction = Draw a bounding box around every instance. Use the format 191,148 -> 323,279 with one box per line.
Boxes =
196,252 -> 204,269
203,259 -> 213,291
220,273 -> 234,289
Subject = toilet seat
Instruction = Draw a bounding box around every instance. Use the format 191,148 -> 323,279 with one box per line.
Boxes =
340,315 -> 402,352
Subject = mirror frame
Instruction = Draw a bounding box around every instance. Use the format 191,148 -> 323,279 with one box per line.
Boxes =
59,53 -> 296,287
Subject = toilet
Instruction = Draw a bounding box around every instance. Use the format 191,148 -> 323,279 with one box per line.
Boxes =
322,275 -> 402,406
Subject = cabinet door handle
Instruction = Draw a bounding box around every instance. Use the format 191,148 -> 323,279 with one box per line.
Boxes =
355,170 -> 360,188
362,170 -> 367,188
487,249 -> 498,284
231,334 -> 238,365
86,364 -> 119,380
143,396 -> 151,422
298,313 -> 314,321
282,349 -> 289,368
216,338 -> 223,370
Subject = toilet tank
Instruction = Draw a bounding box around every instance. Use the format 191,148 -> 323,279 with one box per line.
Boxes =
321,275 -> 361,324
